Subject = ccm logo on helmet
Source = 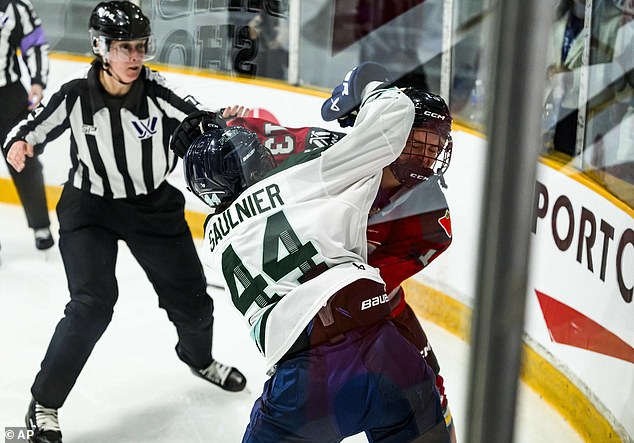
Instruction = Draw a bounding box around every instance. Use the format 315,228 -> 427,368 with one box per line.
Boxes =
98,9 -> 116,21
423,110 -> 446,120
361,294 -> 389,310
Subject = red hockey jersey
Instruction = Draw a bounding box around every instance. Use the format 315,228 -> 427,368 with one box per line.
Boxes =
228,116 -> 452,298
367,181 -> 452,295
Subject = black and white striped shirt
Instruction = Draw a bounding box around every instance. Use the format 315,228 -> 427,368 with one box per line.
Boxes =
0,0 -> 49,88
6,61 -> 200,198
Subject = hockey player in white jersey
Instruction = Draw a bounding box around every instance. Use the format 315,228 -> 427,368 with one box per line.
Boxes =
181,62 -> 450,442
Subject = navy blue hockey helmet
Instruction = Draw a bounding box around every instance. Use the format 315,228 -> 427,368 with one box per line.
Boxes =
390,88 -> 453,187
183,126 -> 276,210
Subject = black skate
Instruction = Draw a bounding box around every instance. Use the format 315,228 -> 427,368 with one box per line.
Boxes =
34,228 -> 54,251
190,360 -> 246,392
25,398 -> 62,443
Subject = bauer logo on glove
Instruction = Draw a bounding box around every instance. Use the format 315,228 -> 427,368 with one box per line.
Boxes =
321,62 -> 391,127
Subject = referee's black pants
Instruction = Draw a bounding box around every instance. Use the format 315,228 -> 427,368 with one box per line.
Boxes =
31,183 -> 214,408
1,81 -> 50,230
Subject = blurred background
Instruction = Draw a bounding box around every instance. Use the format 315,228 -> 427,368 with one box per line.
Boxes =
32,0 -> 633,203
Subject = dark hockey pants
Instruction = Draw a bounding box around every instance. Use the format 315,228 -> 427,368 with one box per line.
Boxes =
1,82 -> 49,230
244,321 -> 449,443
31,184 -> 214,408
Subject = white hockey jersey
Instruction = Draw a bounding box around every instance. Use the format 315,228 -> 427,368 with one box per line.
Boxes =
202,83 -> 414,368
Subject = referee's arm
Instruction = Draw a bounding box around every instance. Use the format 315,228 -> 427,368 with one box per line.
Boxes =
4,85 -> 72,171
15,0 -> 50,89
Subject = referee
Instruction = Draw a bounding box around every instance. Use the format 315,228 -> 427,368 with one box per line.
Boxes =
1,0 -> 53,250
5,3 -> 245,442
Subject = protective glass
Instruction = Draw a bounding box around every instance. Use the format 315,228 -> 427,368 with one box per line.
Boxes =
107,37 -> 156,62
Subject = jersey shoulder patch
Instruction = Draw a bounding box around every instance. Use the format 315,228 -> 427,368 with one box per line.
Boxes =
305,127 -> 345,151
145,67 -> 167,86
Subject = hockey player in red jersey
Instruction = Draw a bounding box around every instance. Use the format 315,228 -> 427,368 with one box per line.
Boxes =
362,88 -> 457,443
171,86 -> 457,442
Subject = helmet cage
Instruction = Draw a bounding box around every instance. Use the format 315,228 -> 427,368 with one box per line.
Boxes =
390,87 -> 453,187
390,123 -> 453,187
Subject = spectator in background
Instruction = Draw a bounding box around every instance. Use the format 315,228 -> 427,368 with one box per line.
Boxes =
544,0 -> 627,157
544,0 -> 587,156
1,0 -> 53,250
586,0 -> 633,174
226,5 -> 288,79
247,10 -> 289,80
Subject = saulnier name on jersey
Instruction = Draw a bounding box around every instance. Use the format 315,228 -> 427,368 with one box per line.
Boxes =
202,82 -> 415,368
207,183 -> 284,252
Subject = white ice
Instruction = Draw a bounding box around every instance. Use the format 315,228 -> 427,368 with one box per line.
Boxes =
0,203 -> 583,442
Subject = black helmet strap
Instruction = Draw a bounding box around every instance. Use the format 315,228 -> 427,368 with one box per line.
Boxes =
102,63 -> 135,86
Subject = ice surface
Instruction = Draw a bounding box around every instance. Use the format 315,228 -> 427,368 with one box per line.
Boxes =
0,203 -> 583,442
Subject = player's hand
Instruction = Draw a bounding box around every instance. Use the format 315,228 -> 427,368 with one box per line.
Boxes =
6,140 -> 34,172
222,105 -> 250,120
28,84 -> 44,110
321,62 -> 391,128
170,110 -> 225,158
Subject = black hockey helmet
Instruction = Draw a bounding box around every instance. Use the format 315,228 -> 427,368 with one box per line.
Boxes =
89,1 -> 154,60
183,126 -> 277,210
390,88 -> 453,187
406,88 -> 452,134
